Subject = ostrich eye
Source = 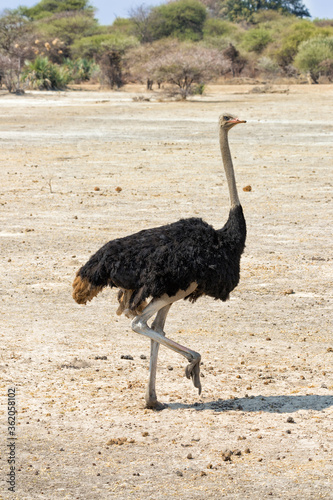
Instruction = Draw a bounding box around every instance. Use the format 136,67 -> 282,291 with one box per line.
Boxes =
223,116 -> 230,121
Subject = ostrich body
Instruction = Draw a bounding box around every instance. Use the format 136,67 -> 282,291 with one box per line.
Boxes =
73,114 -> 247,409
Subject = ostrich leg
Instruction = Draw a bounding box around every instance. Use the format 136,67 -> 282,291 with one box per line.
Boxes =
131,283 -> 202,400
145,304 -> 171,410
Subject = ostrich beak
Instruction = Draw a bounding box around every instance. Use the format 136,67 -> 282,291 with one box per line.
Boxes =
230,118 -> 246,124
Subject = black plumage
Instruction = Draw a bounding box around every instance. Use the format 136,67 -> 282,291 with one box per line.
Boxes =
77,205 -> 246,309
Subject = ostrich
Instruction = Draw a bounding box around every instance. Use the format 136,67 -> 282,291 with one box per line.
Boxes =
73,114 -> 247,409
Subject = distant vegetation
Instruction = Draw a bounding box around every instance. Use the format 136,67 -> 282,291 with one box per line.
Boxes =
1,0 -> 333,97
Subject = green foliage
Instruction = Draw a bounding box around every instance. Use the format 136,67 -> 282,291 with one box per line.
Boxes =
63,57 -> 98,82
274,20 -> 319,67
35,12 -> 99,47
22,0 -> 95,20
22,55 -> 72,89
242,27 -> 273,53
203,18 -> 237,38
110,18 -> 135,37
149,0 -> 207,41
226,0 -> 310,22
71,33 -> 138,59
294,36 -> 333,81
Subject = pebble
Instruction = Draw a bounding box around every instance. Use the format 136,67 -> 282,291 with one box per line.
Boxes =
175,470 -> 183,477
286,416 -> 295,423
187,453 -> 193,459
121,355 -> 133,360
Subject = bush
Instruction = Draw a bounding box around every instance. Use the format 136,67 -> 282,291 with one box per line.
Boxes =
274,20 -> 319,68
294,36 -> 333,81
22,56 -> 72,89
63,57 -> 98,82
242,27 -> 273,53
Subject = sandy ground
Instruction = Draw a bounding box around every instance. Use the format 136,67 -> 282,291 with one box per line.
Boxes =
0,83 -> 332,499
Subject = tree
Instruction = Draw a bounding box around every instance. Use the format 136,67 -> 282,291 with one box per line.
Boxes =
34,11 -> 99,48
222,43 -> 246,76
226,0 -> 310,22
128,5 -> 154,43
21,0 -> 95,20
0,10 -> 34,92
148,0 -> 208,41
72,33 -> 138,87
142,40 -> 228,98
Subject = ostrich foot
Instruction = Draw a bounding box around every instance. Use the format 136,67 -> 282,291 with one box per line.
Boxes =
185,356 -> 202,395
145,399 -> 167,411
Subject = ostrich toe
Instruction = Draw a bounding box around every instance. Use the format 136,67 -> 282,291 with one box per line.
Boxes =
185,356 -> 202,395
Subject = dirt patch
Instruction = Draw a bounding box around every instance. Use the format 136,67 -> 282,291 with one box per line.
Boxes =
0,85 -> 332,499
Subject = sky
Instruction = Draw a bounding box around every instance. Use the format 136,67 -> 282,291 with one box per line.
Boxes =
1,0 -> 333,25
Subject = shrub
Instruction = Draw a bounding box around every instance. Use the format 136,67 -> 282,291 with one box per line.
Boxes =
242,27 -> 273,53
274,20 -> 319,68
294,36 -> 333,82
22,56 -> 72,89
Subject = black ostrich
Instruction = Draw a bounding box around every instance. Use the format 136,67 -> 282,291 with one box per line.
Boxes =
73,114 -> 247,409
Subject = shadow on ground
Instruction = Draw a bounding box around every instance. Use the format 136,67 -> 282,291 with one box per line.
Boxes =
167,394 -> 333,413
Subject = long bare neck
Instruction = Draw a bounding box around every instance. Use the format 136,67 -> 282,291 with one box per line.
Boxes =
219,128 -> 240,208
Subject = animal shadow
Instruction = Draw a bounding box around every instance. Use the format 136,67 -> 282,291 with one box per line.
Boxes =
167,394 -> 333,413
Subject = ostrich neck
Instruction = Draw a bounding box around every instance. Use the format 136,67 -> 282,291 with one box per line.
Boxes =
219,128 -> 240,208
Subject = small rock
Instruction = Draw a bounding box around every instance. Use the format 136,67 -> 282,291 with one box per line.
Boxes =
243,185 -> 252,192
121,355 -> 133,360
94,187 -> 100,191
187,453 -> 193,459
326,348 -> 333,353
95,356 -> 107,360
200,471 -> 207,476
233,449 -> 242,456
175,470 -> 183,477
244,448 -> 251,454
142,432 -> 149,437
115,186 -> 122,192
140,355 -> 147,360
286,416 -> 295,423
106,437 -> 127,445
221,450 -> 233,462
321,383 -> 328,389
283,289 -> 294,295
167,366 -> 173,371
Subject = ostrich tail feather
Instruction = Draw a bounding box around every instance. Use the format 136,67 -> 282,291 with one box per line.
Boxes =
72,272 -> 103,305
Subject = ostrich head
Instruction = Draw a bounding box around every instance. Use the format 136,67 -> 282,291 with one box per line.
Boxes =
219,114 -> 246,131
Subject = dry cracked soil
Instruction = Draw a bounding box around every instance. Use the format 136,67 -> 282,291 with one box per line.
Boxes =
0,84 -> 332,499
